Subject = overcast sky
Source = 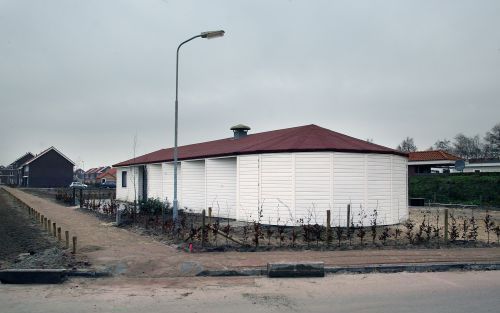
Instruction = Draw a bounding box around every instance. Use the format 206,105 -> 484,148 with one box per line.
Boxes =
1,0 -> 499,169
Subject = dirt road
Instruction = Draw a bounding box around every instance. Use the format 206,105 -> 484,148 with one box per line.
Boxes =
3,187 -> 500,278
1,271 -> 499,313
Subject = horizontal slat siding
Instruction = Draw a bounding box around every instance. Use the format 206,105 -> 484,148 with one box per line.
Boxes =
206,158 -> 237,219
392,155 -> 408,223
146,164 -> 162,200
260,153 -> 293,224
295,153 -> 331,225
161,163 -> 182,207
332,153 -> 365,226
181,160 -> 205,213
237,155 -> 259,221
366,154 -> 391,225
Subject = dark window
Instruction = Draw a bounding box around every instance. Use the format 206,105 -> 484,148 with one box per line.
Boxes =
474,170 -> 481,173
122,171 -> 127,187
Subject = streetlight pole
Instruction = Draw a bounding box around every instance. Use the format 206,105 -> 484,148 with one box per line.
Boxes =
172,30 -> 225,226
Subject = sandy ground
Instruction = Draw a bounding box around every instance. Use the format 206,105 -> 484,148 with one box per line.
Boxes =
3,187 -> 500,278
0,271 -> 499,313
0,189 -> 71,269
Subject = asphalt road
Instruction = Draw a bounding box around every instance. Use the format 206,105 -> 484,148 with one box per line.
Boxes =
1,271 -> 499,313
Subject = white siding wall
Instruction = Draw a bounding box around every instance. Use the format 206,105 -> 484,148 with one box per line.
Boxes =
392,155 -> 408,223
332,153 -> 366,226
295,153 -> 331,226
180,160 -> 205,213
237,152 -> 408,226
366,154 -> 392,225
206,158 -> 237,219
116,166 -> 141,202
260,154 -> 293,224
161,162 -> 181,207
146,164 -> 162,200
237,155 -> 259,221
117,151 -> 408,227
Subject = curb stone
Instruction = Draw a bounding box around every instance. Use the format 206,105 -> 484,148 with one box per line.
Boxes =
196,262 -> 500,277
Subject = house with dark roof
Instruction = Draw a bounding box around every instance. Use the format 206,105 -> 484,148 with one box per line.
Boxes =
18,147 -> 74,187
113,124 -> 409,227
0,152 -> 35,185
407,150 -> 461,176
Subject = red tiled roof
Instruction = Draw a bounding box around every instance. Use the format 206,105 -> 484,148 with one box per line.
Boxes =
96,168 -> 117,179
408,150 -> 460,162
114,124 -> 407,167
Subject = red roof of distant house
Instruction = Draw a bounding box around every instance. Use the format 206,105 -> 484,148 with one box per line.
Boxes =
96,168 -> 117,180
114,124 -> 407,167
408,150 -> 460,162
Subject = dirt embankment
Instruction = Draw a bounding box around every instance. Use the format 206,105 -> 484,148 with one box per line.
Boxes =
0,188 -> 71,269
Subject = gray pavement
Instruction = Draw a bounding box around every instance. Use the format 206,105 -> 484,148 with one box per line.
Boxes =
1,271 -> 499,313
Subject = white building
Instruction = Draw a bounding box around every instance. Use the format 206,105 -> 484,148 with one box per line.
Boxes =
463,159 -> 500,173
113,124 -> 408,226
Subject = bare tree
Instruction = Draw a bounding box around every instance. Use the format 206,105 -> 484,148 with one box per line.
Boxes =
397,137 -> 417,152
433,138 -> 453,153
453,133 -> 483,160
484,123 -> 500,158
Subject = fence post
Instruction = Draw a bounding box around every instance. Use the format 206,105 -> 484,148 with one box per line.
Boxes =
47,219 -> 51,232
346,204 -> 351,228
201,209 -> 206,247
52,222 -> 57,237
57,227 -> 61,241
72,236 -> 77,254
208,207 -> 212,243
65,231 -> 69,249
326,210 -> 331,246
444,208 -> 449,243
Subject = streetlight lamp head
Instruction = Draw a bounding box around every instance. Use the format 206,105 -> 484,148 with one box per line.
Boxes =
201,30 -> 225,39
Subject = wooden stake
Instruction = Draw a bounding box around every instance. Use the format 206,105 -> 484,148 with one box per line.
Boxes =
57,227 -> 61,241
53,222 -> 57,237
347,204 -> 351,228
444,208 -> 449,243
65,231 -> 69,249
208,207 -> 212,243
72,236 -> 77,254
326,210 -> 331,245
47,219 -> 51,233
201,209 -> 206,247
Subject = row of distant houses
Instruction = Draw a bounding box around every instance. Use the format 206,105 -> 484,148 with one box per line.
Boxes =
75,166 -> 116,185
408,150 -> 500,175
0,147 -> 74,187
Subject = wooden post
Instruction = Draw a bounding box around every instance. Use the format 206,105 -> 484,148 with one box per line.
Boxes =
47,219 -> 51,233
326,210 -> 331,245
44,217 -> 47,230
41,214 -> 44,225
346,204 -> 351,228
65,231 -> 69,249
201,209 -> 206,247
72,236 -> 77,254
444,208 -> 449,243
53,222 -> 57,237
208,207 -> 212,243
57,227 -> 61,241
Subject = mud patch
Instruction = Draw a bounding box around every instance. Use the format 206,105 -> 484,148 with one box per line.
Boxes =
242,293 -> 297,311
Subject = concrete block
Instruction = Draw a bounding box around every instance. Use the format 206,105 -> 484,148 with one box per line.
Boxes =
0,269 -> 67,284
267,262 -> 325,278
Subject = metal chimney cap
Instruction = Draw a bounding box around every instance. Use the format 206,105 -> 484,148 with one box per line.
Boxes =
230,124 -> 251,131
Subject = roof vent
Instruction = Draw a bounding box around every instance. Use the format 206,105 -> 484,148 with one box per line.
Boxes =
230,124 -> 251,139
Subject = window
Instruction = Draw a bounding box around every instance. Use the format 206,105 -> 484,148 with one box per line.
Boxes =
474,170 -> 481,173
122,171 -> 127,187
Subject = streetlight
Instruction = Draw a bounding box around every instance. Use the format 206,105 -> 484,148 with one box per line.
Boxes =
172,30 -> 225,226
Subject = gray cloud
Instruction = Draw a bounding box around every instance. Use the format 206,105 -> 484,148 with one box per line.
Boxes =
1,0 -> 499,168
